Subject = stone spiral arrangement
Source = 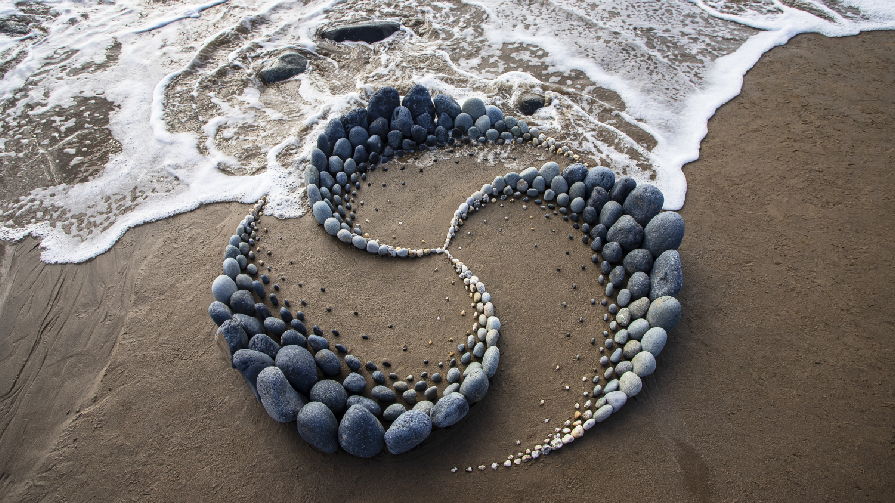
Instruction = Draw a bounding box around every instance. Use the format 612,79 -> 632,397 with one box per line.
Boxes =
207,85 -> 685,463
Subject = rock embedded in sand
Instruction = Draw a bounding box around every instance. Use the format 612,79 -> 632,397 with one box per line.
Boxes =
297,402 -> 339,454
518,92 -> 545,115
258,52 -> 308,84
339,404 -> 385,458
249,334 -> 280,359
257,366 -> 307,422
321,21 -> 401,43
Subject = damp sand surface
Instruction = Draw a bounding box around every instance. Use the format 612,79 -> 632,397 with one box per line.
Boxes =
0,32 -> 894,501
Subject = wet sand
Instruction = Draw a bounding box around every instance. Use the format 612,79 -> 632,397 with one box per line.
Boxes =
0,31 -> 893,501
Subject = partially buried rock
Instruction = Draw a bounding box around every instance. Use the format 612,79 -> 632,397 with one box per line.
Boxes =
517,92 -> 544,115
342,372 -> 366,395
385,410 -> 432,454
258,52 -> 308,84
339,404 -> 385,458
431,392 -> 470,428
383,403 -> 406,421
321,21 -> 401,43
297,402 -> 339,453
257,366 -> 308,422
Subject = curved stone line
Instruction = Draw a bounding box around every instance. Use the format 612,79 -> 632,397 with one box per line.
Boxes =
207,85 -> 685,463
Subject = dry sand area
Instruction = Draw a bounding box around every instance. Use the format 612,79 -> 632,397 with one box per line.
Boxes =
1,31 -> 893,501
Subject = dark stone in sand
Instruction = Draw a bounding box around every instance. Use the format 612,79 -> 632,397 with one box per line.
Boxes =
232,313 -> 264,338
315,349 -> 342,376
232,349 -> 274,400
343,372 -> 366,395
216,319 -> 248,358
643,211 -> 685,258
340,107 -> 369,132
209,301 -> 232,326
263,316 -> 287,337
602,241 -> 623,264
249,333 -> 280,359
624,183 -> 665,226
368,86 -> 400,122
610,176 -> 637,203
431,392 -> 469,428
518,92 -> 545,115
338,405 -> 385,458
310,379 -> 348,415
385,410 -> 432,454
623,249 -> 654,275
348,395 -> 382,416
649,250 -> 683,300
257,53 -> 307,84
585,167 -> 615,193
587,186 -> 610,213
434,94 -> 461,119
297,402 -> 339,453
321,21 -> 401,44
324,119 -> 346,151
600,200 -> 623,228
229,290 -> 255,316
562,163 -> 588,184
257,366 -> 307,422
290,319 -> 307,335
607,214 -> 644,251
281,329 -> 307,348
275,345 -> 318,394
391,106 -> 413,136
402,84 -> 434,119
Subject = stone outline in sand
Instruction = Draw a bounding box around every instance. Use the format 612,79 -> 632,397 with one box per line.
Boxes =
208,85 -> 684,461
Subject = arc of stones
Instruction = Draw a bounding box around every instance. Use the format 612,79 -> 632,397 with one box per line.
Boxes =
209,85 -> 684,461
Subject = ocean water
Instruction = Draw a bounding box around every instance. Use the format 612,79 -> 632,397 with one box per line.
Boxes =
0,0 -> 892,263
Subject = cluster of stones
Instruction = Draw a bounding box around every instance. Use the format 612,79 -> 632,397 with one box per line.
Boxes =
208,205 -> 503,457
208,85 -> 685,465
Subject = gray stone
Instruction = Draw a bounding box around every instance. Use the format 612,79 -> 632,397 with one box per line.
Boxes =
649,250 -> 683,300
216,320 -> 248,358
315,349 -> 341,376
385,410 -> 433,454
482,346 -> 500,378
485,105 -> 503,125
296,402 -> 339,453
550,175 -> 568,195
615,360 -> 634,376
474,114 -> 491,133
569,181 -> 587,200
585,167 -> 615,193
627,271 -> 651,299
402,389 -> 418,405
371,385 -> 397,402
402,84 -> 435,119
610,176 -> 637,203
600,200 -> 623,228
624,183 -> 664,226
632,351 -> 657,376
312,200 -> 332,224
258,52 -> 307,84
609,265 -> 626,288
562,163 -> 587,184
431,392 -> 470,428
623,249 -> 654,275
434,94 -> 461,119
443,383 -> 459,395
643,211 -> 685,258
310,379 -> 348,415
557,193 -> 570,207
459,369 -> 489,403
223,257 -> 240,278
232,314 -> 264,338
570,197 -> 585,214
275,345 -> 318,394
614,329 -> 629,346
391,106 -> 413,136
461,97 -> 486,120
615,308 -> 630,327
607,215 -> 644,251
209,301 -> 232,326
347,395 -> 381,416
616,290 -> 631,308
619,371 -> 642,397
343,372 -> 366,395
232,349 -> 274,400
249,334 -> 280,359
539,162 -> 560,183
641,327 -> 668,356
605,390 -> 628,410
393,381 -> 409,393
628,297 -> 651,320
263,317 -> 287,337
646,296 -> 682,331
212,275 -> 238,304
413,400 -> 435,416
602,241 -> 623,263
628,318 -> 650,340
228,290 -> 255,316
383,403 -> 407,421
623,340 -> 642,359
338,405 -> 385,458
446,368 -> 461,384
257,366 -> 307,422
454,112 -> 473,133
586,186 -> 610,213
594,404 -> 613,422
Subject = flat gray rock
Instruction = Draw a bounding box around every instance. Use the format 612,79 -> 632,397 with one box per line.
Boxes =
321,21 -> 401,43
431,392 -> 469,428
258,52 -> 308,84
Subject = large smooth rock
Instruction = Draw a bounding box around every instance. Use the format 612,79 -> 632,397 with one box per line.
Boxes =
482,346 -> 500,378
385,410 -> 432,454
211,275 -> 238,303
401,84 -> 435,119
367,86 -> 400,122
258,52 -> 307,84
649,250 -> 683,300
585,166 -> 615,193
624,183 -> 664,226
641,327 -> 668,356
431,392 -> 469,428
607,215 -> 644,251
321,21 -> 401,43
275,345 -> 317,394
646,295 -> 682,330
310,379 -> 348,415
610,176 -> 637,203
459,369 -> 489,403
338,405 -> 385,458
257,366 -> 307,422
643,211 -> 685,258
297,402 -> 339,453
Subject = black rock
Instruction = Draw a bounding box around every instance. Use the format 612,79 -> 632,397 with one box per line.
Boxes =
600,200 -> 624,228
610,176 -> 637,203
433,94 -> 461,119
371,385 -> 396,402
308,334 -> 329,353
518,92 -> 545,115
249,333 -> 281,359
208,301 -> 232,326
390,106 -> 412,136
321,21 -> 401,43
367,86 -> 400,122
410,124 -> 427,143
275,345 -> 318,394
290,319 -> 307,335
353,145 -> 368,163
602,241 -> 623,263
229,290 -> 255,315
368,117 -> 389,139
216,320 -> 248,358
401,84 -> 435,119
316,134 -> 330,157
257,366 -> 307,423
609,265 -> 626,288
341,107 -> 369,133
315,349 -> 342,376
258,52 -> 308,84
263,316 -> 287,336
343,372 -> 367,394
281,329 -> 307,348
345,354 -> 361,371
254,304 -> 272,321
324,119 -> 346,151
562,163 -> 588,184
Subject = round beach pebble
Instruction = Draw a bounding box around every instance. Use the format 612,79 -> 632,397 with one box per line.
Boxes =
619,371 -> 642,397
600,200 -> 623,228
312,200 -> 332,225
229,290 -> 255,315
223,257 -> 240,278
585,166 -> 615,193
310,379 -> 348,415
627,271 -> 651,299
482,346 -> 499,378
383,403 -> 407,421
627,318 -> 650,340
372,385 -> 397,402
263,317 -> 287,337
208,301 -> 232,326
348,395 -> 382,417
605,390 -> 628,411
385,410 -> 433,454
282,330 -> 307,348
646,295 -> 682,330
641,327 -> 668,356
297,401 -> 339,454
607,215 -> 644,251
431,392 -> 470,428
343,372 -> 366,395
275,345 -> 318,395
461,97 -> 486,120
249,333 -> 280,359
643,211 -> 685,258
339,404 -> 385,458
315,349 -> 342,376
212,275 -> 238,303
324,217 -> 340,235
632,351 -> 657,377
459,369 -> 489,403
257,366 -> 307,422
232,349 -> 274,399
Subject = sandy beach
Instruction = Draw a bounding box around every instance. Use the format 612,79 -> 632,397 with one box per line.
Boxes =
1,30 -> 893,501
